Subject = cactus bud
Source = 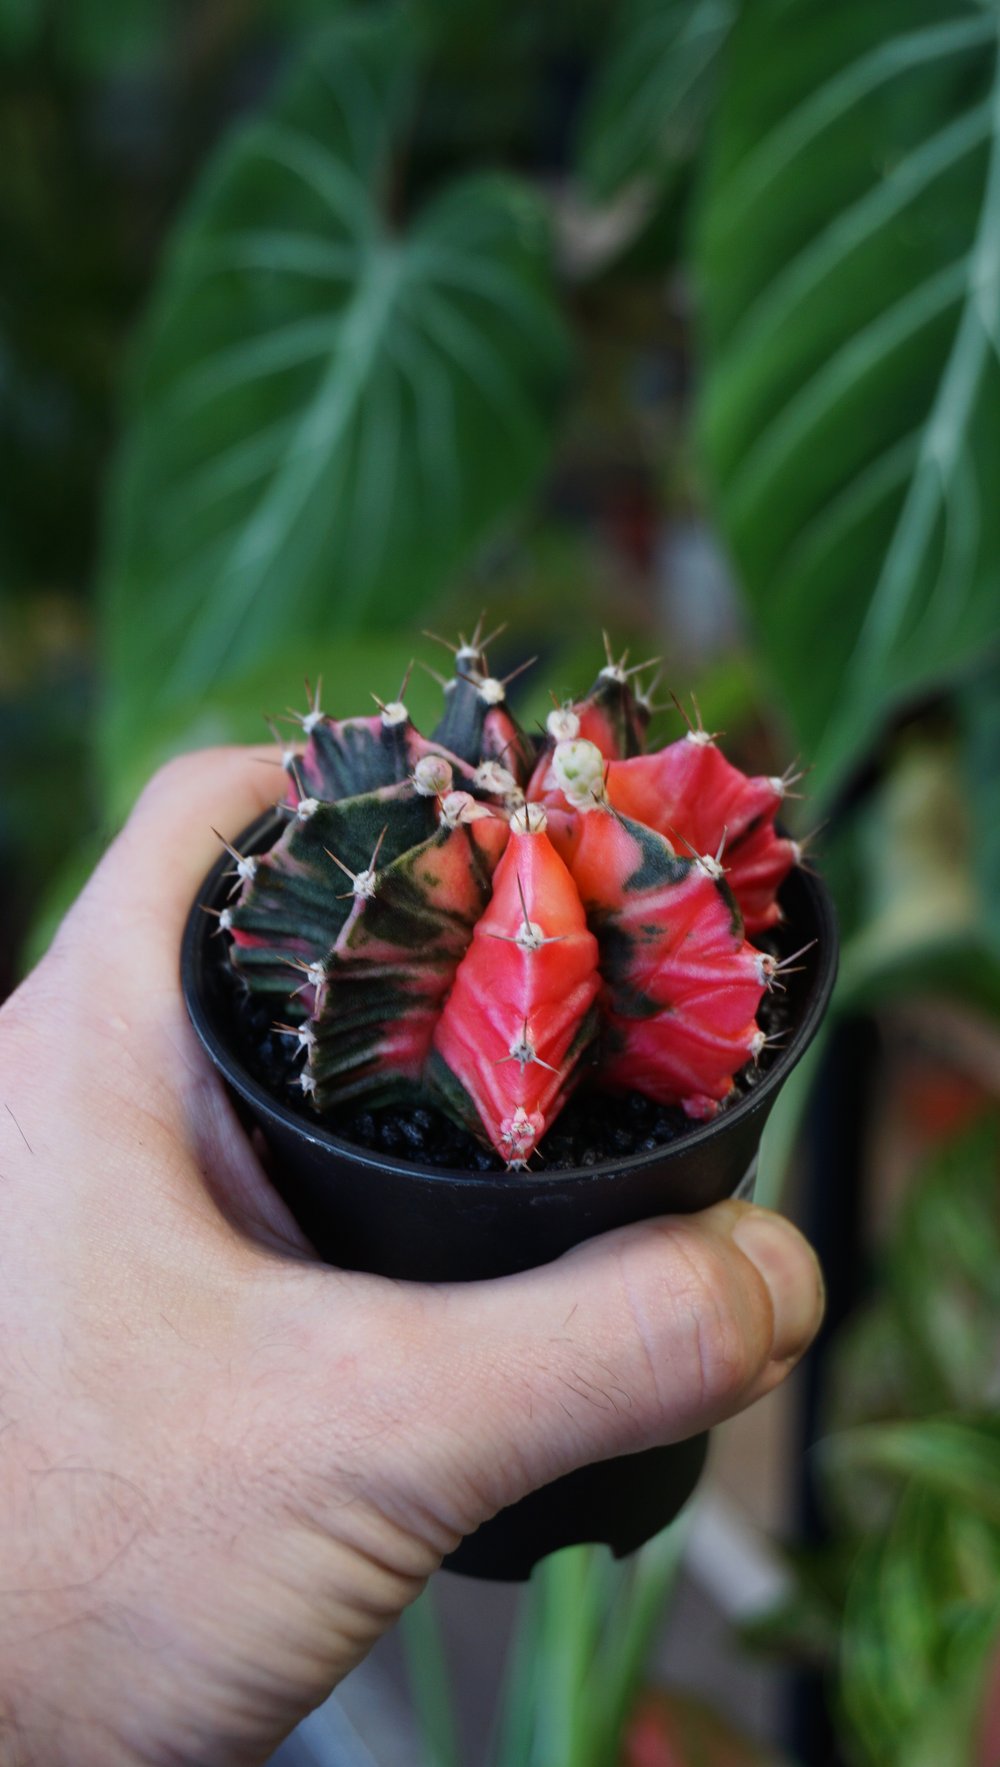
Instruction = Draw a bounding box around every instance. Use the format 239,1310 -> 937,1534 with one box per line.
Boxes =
550,739 -> 606,812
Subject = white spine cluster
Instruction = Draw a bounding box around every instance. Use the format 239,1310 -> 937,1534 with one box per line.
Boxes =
509,802 -> 548,835
473,760 -> 520,798
304,960 -> 327,992
514,918 -> 546,952
505,1022 -> 554,1071
295,797 -> 320,821
697,853 -> 725,880
380,700 -> 409,727
499,1106 -> 544,1168
439,790 -> 494,829
546,706 -> 580,742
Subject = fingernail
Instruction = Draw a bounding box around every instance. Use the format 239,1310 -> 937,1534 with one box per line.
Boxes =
731,1209 -> 825,1364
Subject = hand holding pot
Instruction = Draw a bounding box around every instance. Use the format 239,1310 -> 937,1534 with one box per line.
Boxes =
0,748 -> 824,1767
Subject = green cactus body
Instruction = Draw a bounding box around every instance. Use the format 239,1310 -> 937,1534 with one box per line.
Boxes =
226,634 -> 799,1167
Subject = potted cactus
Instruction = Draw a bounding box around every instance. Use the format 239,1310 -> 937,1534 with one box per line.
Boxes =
182,625 -> 836,1578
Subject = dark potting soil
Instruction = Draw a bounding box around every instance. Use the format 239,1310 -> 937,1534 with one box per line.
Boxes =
217,929 -> 794,1173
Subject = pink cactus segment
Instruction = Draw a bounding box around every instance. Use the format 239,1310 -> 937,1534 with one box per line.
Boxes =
603,738 -> 797,934
573,662 -> 651,759
430,819 -> 601,1164
565,809 -> 766,1118
526,744 -> 557,805
481,703 -> 533,785
307,813 -> 509,1109
574,700 -> 623,756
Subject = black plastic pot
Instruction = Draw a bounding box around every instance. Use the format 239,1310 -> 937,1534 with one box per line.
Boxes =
182,809 -> 837,1580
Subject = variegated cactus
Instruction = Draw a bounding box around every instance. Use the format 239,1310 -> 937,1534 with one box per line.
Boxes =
221,627 -> 803,1167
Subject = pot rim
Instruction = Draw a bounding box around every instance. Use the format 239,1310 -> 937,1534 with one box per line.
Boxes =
182,807 -> 839,1190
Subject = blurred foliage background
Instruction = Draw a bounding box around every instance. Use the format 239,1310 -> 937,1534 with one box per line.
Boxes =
2,0 -> 1000,1761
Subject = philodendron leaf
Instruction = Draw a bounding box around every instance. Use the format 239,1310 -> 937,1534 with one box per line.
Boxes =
578,0 -> 735,199
959,659 -> 1000,961
100,9 -> 568,761
697,0 -> 1000,803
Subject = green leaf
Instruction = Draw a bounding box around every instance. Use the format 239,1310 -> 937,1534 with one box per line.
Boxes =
60,0 -> 170,77
885,1120 -> 1000,1414
838,1480 -> 1000,1766
399,1585 -> 460,1767
959,659 -> 1000,963
490,1529 -> 689,1767
834,734 -> 1000,1016
829,1418 -> 1000,1527
578,0 -> 735,199
102,631 -> 435,820
100,10 -> 568,764
0,0 -> 40,56
755,1024 -> 829,1211
697,0 -> 1000,803
820,1119 -> 1000,1466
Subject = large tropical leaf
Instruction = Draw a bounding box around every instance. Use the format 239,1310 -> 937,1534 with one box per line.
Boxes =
960,657 -> 1000,960
578,0 -> 735,199
100,10 -> 568,758
697,0 -> 1000,801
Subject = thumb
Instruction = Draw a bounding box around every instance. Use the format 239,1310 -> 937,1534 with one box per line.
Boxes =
412,1200 -> 823,1529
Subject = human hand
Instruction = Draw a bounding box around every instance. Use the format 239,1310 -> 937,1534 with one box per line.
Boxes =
0,748 -> 824,1767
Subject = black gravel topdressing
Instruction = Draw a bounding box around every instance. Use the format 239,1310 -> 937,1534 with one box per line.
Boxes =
217,927 -> 794,1173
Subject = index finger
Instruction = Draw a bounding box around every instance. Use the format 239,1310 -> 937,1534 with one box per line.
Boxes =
62,745 -> 288,994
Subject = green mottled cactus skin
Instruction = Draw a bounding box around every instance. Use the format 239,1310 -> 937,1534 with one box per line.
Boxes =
224,627 -> 800,1166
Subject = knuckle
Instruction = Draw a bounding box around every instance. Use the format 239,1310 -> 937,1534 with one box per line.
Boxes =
688,1285 -> 756,1410
644,1225 -> 761,1415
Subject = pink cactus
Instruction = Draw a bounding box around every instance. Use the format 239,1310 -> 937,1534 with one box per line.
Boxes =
225,625 -> 800,1167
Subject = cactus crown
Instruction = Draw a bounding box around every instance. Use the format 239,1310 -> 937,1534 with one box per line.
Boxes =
223,624 -> 801,1168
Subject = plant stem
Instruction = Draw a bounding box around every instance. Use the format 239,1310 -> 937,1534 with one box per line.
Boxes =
399,1585 -> 461,1767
